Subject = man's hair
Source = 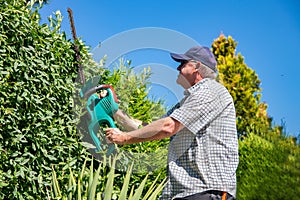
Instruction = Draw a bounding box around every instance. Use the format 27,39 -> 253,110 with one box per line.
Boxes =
197,62 -> 217,79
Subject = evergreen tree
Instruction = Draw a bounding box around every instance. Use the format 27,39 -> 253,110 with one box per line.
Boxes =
212,34 -> 271,137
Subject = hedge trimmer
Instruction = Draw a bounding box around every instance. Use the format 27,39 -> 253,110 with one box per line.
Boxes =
67,8 -> 118,156
80,84 -> 119,155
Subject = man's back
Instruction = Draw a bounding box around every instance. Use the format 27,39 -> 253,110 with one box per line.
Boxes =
160,78 -> 239,199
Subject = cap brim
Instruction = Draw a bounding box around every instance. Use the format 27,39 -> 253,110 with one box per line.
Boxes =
170,53 -> 190,62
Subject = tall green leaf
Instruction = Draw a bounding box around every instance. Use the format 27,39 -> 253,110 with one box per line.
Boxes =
130,174 -> 148,200
89,161 -> 103,200
119,163 -> 133,200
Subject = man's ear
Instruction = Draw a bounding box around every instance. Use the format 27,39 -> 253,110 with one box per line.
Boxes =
195,62 -> 204,79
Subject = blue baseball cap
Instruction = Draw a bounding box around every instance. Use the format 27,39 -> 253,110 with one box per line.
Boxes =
170,46 -> 217,72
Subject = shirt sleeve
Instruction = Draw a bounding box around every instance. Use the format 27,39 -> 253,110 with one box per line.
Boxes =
170,87 -> 223,135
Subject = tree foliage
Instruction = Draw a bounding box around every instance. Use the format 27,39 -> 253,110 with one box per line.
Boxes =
212,34 -> 300,199
101,60 -> 166,123
212,34 -> 271,137
96,60 -> 169,190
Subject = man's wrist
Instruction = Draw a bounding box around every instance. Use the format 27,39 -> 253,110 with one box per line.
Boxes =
124,132 -> 131,144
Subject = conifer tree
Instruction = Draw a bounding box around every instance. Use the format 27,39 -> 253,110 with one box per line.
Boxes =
212,34 -> 270,137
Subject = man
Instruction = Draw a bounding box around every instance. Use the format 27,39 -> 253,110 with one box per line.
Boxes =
106,46 -> 239,200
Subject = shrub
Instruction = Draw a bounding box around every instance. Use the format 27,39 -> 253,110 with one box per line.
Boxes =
237,133 -> 300,199
0,1 -> 88,198
0,1 -> 168,199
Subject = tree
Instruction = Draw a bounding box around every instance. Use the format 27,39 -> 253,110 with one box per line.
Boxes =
212,34 -> 300,199
212,34 -> 271,137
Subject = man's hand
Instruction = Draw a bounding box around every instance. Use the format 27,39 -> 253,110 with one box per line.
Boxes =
105,128 -> 129,145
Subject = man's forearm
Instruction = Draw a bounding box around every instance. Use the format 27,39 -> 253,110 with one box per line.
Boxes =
124,117 -> 178,144
113,109 -> 142,131
106,112 -> 183,145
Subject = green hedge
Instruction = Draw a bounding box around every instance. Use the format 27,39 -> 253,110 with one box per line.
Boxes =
0,1 -> 88,198
237,133 -> 300,200
0,1 -> 167,198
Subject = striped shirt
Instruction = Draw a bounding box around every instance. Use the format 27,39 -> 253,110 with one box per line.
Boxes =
159,78 -> 239,199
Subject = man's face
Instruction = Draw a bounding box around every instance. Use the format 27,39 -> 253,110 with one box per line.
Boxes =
176,60 -> 199,89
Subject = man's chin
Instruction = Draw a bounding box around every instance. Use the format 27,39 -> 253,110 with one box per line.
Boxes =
176,78 -> 190,89
176,78 -> 182,86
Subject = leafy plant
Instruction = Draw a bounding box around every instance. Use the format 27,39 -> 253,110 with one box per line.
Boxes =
100,59 -> 166,123
91,59 -> 169,193
51,155 -> 167,200
0,1 -> 168,199
0,1 -> 91,198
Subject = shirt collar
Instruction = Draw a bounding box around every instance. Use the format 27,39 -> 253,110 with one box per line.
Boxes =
184,78 -> 210,95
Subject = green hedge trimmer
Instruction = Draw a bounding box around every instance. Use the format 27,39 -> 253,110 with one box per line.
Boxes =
80,84 -> 119,155
68,8 -> 118,156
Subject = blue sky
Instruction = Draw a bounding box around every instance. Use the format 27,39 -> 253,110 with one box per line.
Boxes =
39,0 -> 300,137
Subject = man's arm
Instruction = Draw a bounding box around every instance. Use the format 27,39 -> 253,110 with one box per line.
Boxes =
113,109 -> 143,131
105,116 -> 184,145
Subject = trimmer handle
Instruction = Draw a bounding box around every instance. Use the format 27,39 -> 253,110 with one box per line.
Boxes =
83,84 -> 119,103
